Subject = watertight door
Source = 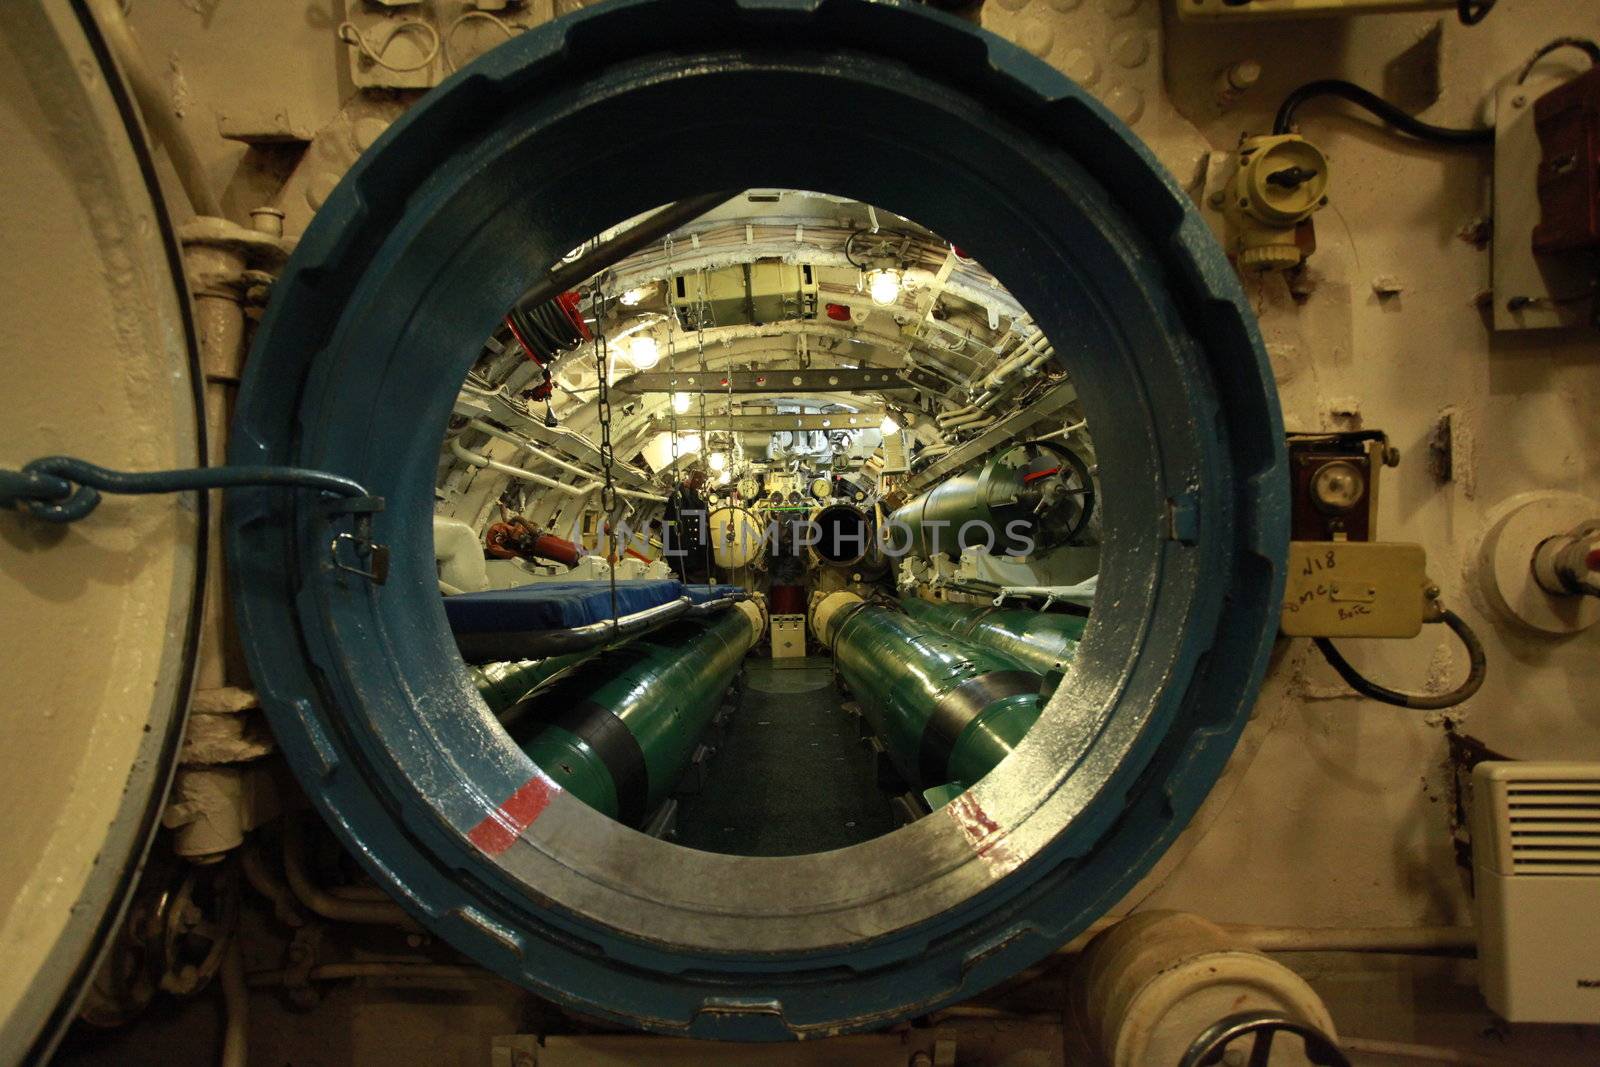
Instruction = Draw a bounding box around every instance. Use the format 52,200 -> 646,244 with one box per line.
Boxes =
0,4 -> 203,1063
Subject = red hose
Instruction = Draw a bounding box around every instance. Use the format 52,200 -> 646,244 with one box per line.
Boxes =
529,534 -> 583,567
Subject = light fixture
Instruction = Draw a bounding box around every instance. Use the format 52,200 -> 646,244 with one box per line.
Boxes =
709,451 -> 727,472
879,414 -> 900,436
619,284 -> 653,307
718,470 -> 732,485
867,268 -> 903,307
671,391 -> 691,414
627,335 -> 660,370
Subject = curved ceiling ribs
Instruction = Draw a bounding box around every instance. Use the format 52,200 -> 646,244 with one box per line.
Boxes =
440,190 -> 1085,526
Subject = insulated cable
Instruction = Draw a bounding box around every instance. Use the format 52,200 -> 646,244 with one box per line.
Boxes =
2,456 -> 371,524
1313,608 -> 1487,711
1515,37 -> 1600,85
337,19 -> 440,74
442,10 -> 515,73
1273,79 -> 1494,146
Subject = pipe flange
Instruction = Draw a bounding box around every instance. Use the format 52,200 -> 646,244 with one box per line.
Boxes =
1473,493 -> 1600,635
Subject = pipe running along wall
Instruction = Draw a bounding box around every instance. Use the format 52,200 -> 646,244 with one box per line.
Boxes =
501,602 -> 762,826
813,593 -> 1043,804
899,597 -> 1085,676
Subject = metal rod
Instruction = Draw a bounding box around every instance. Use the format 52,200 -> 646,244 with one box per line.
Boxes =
524,192 -> 735,310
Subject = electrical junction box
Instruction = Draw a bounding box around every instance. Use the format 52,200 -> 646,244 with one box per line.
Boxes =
1494,74 -> 1598,331
673,261 -> 819,330
1471,762 -> 1600,1023
770,614 -> 807,660
1178,0 -> 1453,19
1532,66 -> 1600,255
1280,541 -> 1429,638
880,430 -> 911,474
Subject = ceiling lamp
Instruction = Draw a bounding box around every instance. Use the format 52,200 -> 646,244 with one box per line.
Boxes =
718,470 -> 732,485
879,414 -> 900,435
619,284 -> 654,307
671,391 -> 691,414
867,268 -> 903,307
709,451 -> 728,472
627,335 -> 660,370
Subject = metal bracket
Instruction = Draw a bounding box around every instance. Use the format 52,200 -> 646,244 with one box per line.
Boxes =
323,495 -> 390,585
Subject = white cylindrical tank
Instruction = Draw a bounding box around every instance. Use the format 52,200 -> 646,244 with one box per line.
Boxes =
708,505 -> 766,570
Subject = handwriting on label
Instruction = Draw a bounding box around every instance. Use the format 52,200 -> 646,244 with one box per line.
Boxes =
1301,548 -> 1338,577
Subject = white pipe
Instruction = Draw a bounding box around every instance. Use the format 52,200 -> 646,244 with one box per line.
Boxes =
467,419 -> 602,484
86,0 -> 222,218
615,486 -> 669,503
467,419 -> 666,502
939,407 -> 989,429
450,438 -> 597,496
1035,419 -> 1088,442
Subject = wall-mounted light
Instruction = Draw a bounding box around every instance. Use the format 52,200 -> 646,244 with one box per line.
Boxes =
718,470 -> 732,485
627,336 -> 660,370
709,451 -> 728,472
880,414 -> 900,436
671,391 -> 691,414
867,268 -> 903,307
619,284 -> 654,307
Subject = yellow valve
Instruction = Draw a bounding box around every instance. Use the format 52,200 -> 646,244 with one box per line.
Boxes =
1224,133 -> 1331,272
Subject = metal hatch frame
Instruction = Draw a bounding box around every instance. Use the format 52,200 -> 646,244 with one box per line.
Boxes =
229,0 -> 1289,1041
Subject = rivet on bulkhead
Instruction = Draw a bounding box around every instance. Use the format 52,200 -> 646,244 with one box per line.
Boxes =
1111,29 -> 1149,68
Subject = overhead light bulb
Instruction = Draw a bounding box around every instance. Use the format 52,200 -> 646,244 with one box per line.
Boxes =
619,286 -> 651,307
879,414 -> 900,436
709,451 -> 727,472
718,470 -> 732,485
627,336 -> 660,370
867,268 -> 903,307
671,391 -> 691,414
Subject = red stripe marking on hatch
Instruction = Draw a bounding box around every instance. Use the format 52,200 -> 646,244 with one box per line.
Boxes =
948,791 -> 1022,878
468,776 -> 555,856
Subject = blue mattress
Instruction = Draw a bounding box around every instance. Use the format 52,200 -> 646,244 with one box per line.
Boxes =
444,580 -> 743,634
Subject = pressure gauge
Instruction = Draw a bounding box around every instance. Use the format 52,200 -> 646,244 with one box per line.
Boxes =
1310,460 -> 1366,513
811,477 -> 832,500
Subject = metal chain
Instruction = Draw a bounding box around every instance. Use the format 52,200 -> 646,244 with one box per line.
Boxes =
591,280 -> 620,629
665,235 -> 680,476
694,266 -> 713,581
663,236 -> 682,580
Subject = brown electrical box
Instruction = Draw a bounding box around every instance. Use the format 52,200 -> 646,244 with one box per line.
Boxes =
1532,66 -> 1600,254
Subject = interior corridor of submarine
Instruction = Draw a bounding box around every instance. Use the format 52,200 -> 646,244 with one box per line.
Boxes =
9,0 -> 1600,1065
436,191 -> 1099,854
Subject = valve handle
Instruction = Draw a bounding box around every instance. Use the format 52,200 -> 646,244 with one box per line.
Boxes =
1178,1011 -> 1349,1067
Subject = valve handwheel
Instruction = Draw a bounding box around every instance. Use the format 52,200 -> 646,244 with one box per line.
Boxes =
1179,1011 -> 1350,1067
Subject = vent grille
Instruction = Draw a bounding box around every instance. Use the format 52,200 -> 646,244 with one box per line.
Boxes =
1505,780 -> 1600,876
